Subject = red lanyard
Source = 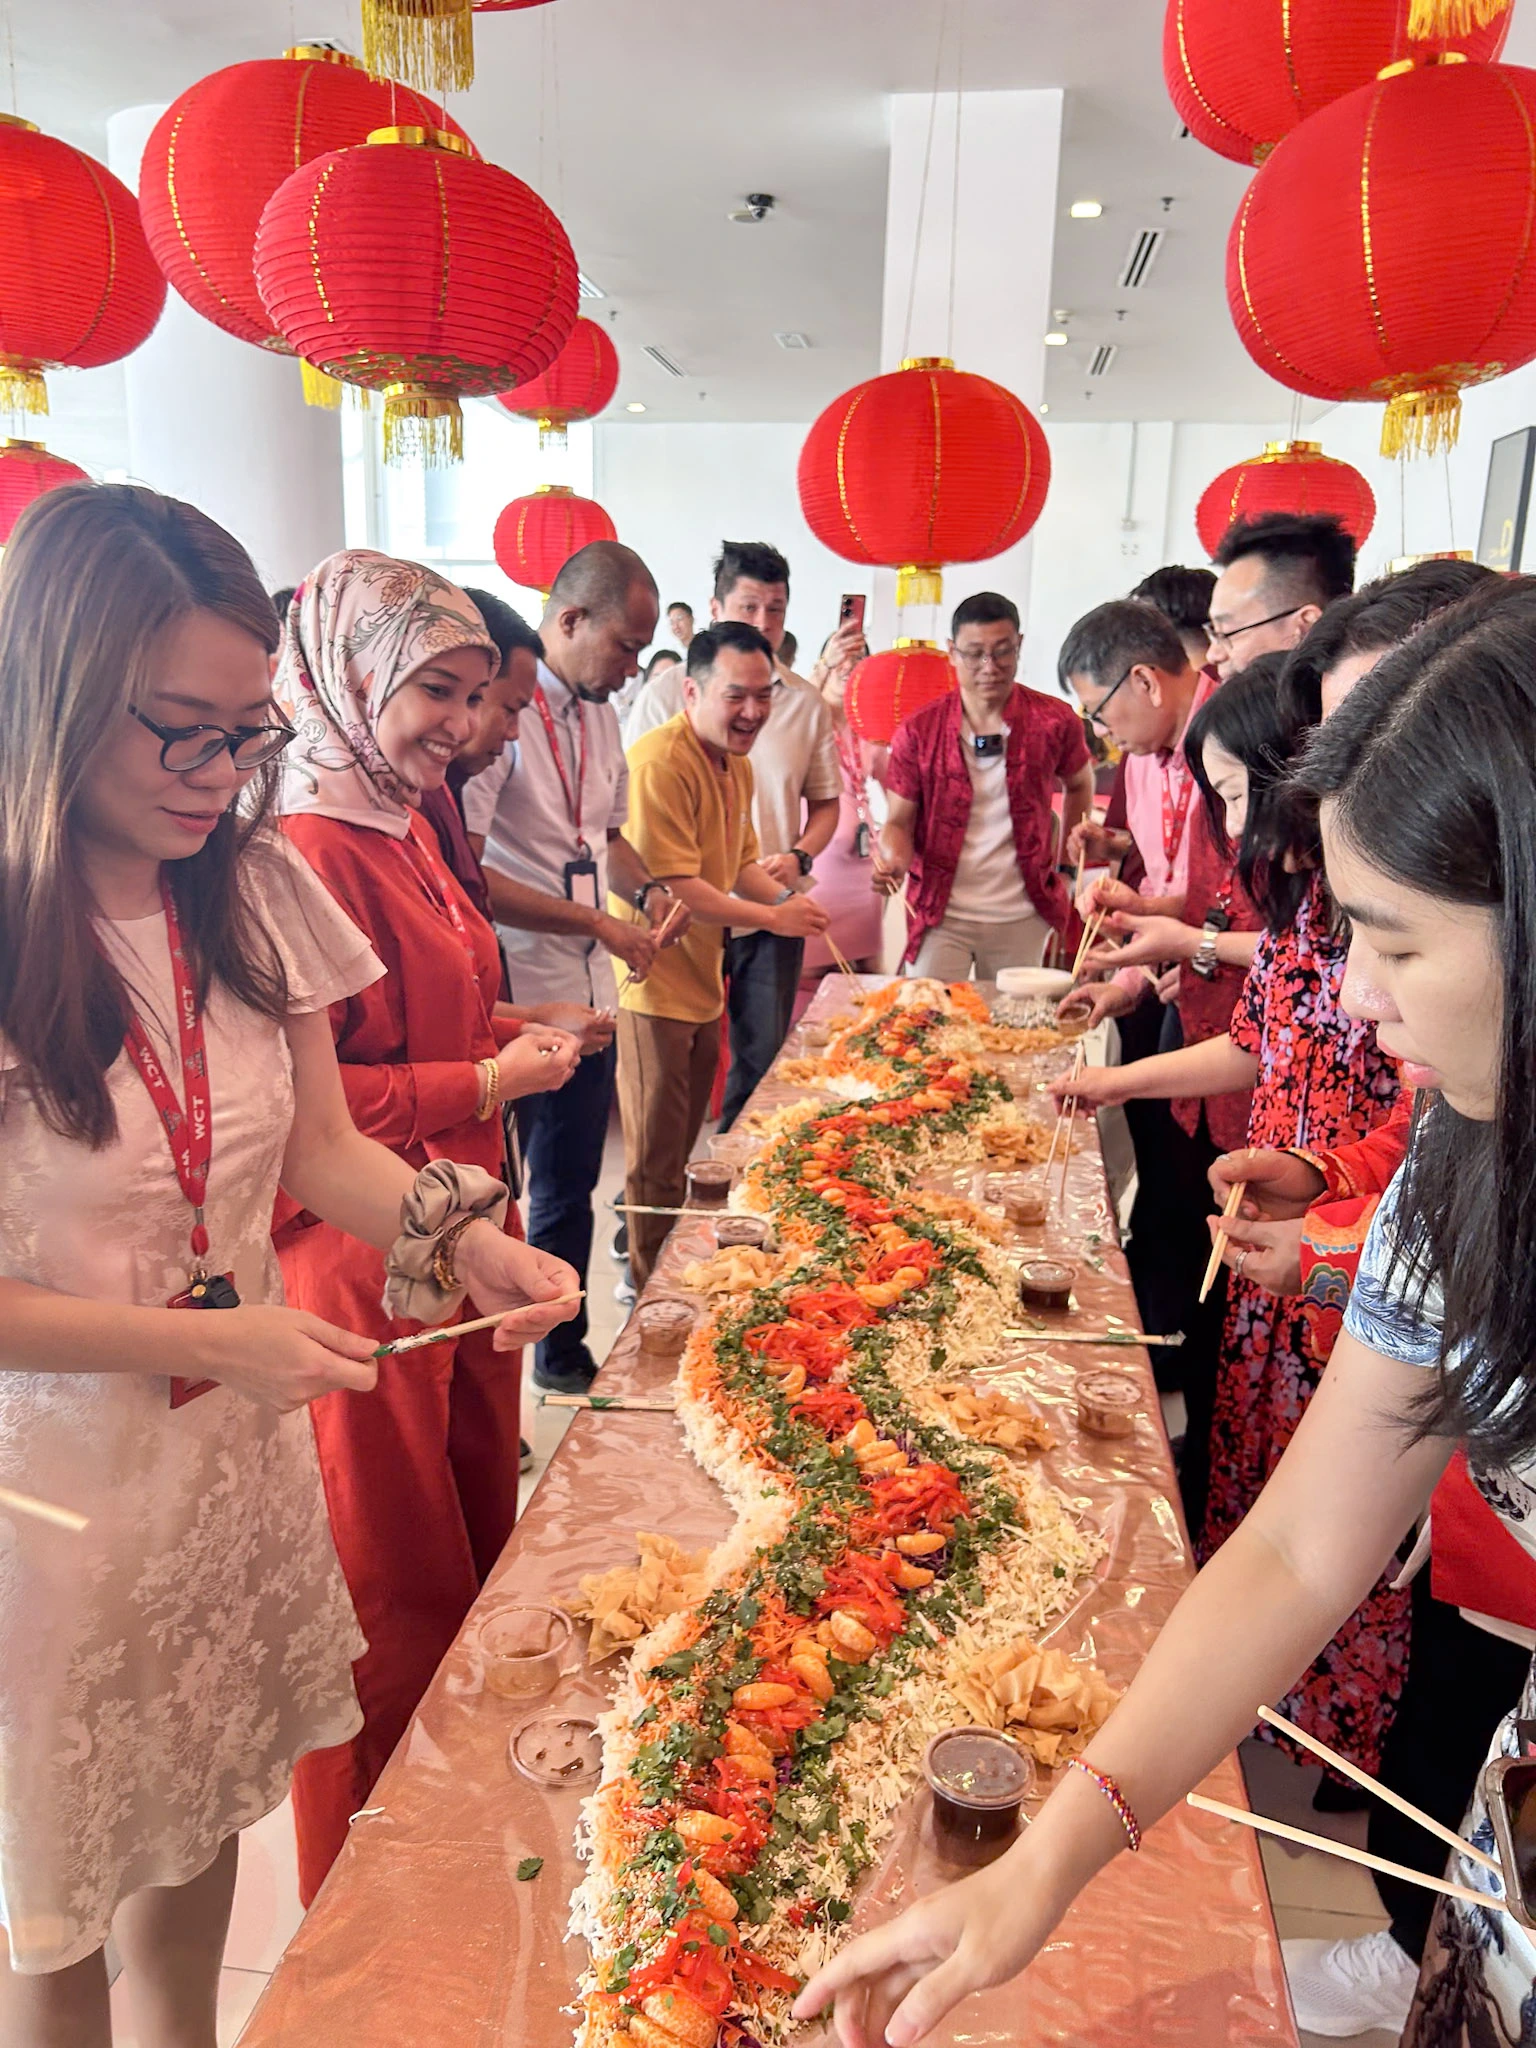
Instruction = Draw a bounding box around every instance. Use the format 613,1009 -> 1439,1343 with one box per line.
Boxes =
122,879 -> 213,1278
533,684 -> 589,851
1160,755 -> 1197,873
394,815 -> 476,963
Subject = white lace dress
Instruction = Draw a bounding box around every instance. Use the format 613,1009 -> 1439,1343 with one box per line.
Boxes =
0,841 -> 381,1973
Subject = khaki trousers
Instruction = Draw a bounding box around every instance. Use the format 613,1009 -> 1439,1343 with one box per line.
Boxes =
616,1009 -> 723,1288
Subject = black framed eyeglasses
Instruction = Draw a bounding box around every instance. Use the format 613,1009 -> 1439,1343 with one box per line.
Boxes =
1086,665 -> 1134,734
129,704 -> 295,773
1204,605 -> 1302,651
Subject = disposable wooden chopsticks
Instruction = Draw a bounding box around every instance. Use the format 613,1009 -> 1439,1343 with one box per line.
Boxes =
823,929 -> 859,980
618,898 -> 686,994
610,1202 -> 733,1220
373,1294 -> 584,1359
0,1484 -> 89,1533
1256,1704 -> 1505,1880
1045,1041 -> 1086,1211
1070,908 -> 1107,983
1198,1179 -> 1248,1303
999,1328 -> 1185,1347
1185,1791 -> 1508,1916
540,1392 -> 677,1413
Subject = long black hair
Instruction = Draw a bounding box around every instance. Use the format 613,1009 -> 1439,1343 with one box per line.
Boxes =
1281,557 -> 1498,727
1184,651 -> 1316,931
1294,580 -> 1536,1462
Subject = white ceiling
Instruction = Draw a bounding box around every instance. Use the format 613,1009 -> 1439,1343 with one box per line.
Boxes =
21,0 -> 1536,430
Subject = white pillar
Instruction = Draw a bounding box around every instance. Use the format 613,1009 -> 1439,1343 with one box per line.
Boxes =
875,89 -> 1064,653
106,105 -> 346,592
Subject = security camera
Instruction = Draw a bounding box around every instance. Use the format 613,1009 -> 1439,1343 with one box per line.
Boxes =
727,193 -> 776,225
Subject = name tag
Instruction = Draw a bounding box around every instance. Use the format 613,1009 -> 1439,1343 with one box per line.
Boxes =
563,857 -> 600,910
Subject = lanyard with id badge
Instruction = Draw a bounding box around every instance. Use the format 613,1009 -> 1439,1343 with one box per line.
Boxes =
122,881 -> 235,1407
533,685 -> 600,908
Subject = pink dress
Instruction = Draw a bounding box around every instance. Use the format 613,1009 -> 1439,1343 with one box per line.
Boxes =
0,838 -> 378,1972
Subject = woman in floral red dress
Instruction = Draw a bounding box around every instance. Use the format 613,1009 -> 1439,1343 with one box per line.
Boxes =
1055,662 -> 1404,1773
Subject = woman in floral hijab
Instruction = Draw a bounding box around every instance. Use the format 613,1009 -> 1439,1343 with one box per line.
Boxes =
273,551 -> 582,1901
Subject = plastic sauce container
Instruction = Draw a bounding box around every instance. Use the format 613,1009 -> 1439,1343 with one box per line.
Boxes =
636,1301 -> 695,1359
686,1160 -> 734,1209
1077,1368 -> 1141,1438
1017,1260 -> 1075,1313
714,1214 -> 771,1250
923,1727 -> 1034,1864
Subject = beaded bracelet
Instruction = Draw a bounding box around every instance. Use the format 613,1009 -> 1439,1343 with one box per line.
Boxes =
1066,1757 -> 1142,1853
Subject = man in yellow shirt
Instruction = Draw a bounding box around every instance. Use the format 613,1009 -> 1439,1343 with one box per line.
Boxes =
615,621 -> 829,1286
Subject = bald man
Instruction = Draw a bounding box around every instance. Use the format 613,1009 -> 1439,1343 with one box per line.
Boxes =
464,541 -> 689,1394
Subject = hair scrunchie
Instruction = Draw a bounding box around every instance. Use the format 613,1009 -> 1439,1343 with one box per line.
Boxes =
382,1159 -> 509,1324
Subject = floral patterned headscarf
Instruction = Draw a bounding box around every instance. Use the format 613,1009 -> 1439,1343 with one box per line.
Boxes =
273,549 -> 496,838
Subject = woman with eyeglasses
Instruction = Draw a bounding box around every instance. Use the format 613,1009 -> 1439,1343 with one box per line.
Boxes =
0,489 -> 576,2048
268,552 -> 584,1904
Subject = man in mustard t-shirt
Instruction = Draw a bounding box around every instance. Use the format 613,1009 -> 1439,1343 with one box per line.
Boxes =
615,621 -> 829,1286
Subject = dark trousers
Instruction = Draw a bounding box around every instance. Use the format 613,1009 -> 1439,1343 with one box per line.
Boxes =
515,1040 -> 616,1377
1370,1568 -> 1530,1961
719,929 -> 805,1131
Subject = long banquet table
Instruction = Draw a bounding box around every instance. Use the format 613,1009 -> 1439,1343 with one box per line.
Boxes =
241,980 -> 1299,2048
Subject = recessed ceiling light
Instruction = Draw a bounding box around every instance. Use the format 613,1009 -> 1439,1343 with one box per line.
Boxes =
1039,402 -> 1050,414
626,401 -> 647,413
1044,331 -> 1069,347
1069,200 -> 1103,219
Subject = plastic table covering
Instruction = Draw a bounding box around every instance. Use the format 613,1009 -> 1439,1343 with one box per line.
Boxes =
241,980 -> 1299,2048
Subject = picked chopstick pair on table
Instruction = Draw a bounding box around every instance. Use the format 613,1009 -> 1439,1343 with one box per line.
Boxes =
1191,1703 -> 1511,1916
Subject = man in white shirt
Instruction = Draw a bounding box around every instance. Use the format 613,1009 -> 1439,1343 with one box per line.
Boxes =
625,540 -> 841,1126
464,542 -> 686,1394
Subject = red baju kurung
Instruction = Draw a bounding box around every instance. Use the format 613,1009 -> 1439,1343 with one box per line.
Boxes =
1200,873 -> 1405,1773
277,809 -> 524,1903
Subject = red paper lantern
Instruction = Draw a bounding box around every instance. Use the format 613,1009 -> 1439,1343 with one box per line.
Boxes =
1196,441 -> 1376,556
0,439 -> 90,543
0,115 -> 165,416
845,641 -> 955,746
1165,0 -> 1508,168
496,317 -> 619,448
798,357 -> 1050,608
493,485 -> 616,593
255,126 -> 577,464
139,48 -> 468,387
1228,59 -> 1536,455
473,1 -> 556,9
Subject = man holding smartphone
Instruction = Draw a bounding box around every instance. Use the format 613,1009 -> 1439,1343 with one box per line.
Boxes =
873,592 -> 1094,977
464,542 -> 687,1395
625,540 -> 847,1127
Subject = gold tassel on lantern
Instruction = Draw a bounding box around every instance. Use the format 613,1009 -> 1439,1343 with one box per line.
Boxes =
896,564 -> 944,609
382,384 -> 464,467
1406,0 -> 1509,36
537,413 -> 570,454
300,360 -> 344,410
0,359 -> 48,417
1380,385 -> 1462,460
361,0 -> 474,94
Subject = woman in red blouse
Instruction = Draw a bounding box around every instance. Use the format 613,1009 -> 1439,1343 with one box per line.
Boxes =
272,551 -> 582,1901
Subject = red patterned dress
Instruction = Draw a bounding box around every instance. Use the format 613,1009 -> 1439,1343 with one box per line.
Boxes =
1199,872 -> 1405,1772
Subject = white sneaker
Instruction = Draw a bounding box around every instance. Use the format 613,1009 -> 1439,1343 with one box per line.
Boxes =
1283,1928 -> 1418,2038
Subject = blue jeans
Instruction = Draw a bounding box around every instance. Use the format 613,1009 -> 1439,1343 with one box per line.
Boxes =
719,929 -> 804,1131
515,1040 -> 616,1377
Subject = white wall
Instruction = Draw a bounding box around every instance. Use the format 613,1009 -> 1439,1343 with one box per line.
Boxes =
592,420 -> 872,661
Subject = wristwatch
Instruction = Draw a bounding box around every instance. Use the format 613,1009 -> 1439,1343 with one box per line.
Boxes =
793,847 -> 814,878
1189,930 -> 1220,980
633,879 -> 667,914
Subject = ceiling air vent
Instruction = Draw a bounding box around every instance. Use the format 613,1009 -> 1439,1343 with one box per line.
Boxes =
774,331 -> 811,350
644,345 -> 688,378
1118,229 -> 1164,290
1088,343 -> 1119,378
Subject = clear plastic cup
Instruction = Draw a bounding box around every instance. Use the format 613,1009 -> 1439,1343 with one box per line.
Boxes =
477,1603 -> 573,1701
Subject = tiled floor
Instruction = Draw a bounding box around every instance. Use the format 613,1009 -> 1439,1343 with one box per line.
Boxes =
118,1105 -> 1409,2044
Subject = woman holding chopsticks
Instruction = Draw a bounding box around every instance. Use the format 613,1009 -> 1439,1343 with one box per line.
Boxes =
271,552 -> 582,1904
0,489 -> 574,2048
796,579 -> 1536,2048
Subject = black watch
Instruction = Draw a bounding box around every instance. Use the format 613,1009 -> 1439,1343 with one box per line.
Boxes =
793,847 -> 814,878
633,879 -> 666,914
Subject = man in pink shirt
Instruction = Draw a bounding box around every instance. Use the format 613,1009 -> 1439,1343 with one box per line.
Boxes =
1058,599 -> 1214,1030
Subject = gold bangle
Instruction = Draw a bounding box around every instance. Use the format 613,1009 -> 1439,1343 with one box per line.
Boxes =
474,1054 -> 500,1121
432,1213 -> 478,1294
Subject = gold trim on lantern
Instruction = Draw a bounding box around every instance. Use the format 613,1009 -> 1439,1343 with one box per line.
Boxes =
1258,440 -> 1325,460
533,483 -> 575,498
0,362 -> 48,416
283,46 -> 363,66
360,0 -> 474,97
899,357 -> 955,373
1406,0 -> 1508,38
300,360 -> 344,409
2,438 -> 45,453
1377,50 -> 1469,78
893,637 -> 940,652
895,565 -> 944,608
0,113 -> 38,133
365,125 -> 471,155
381,383 -> 463,467
1380,385 -> 1463,459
